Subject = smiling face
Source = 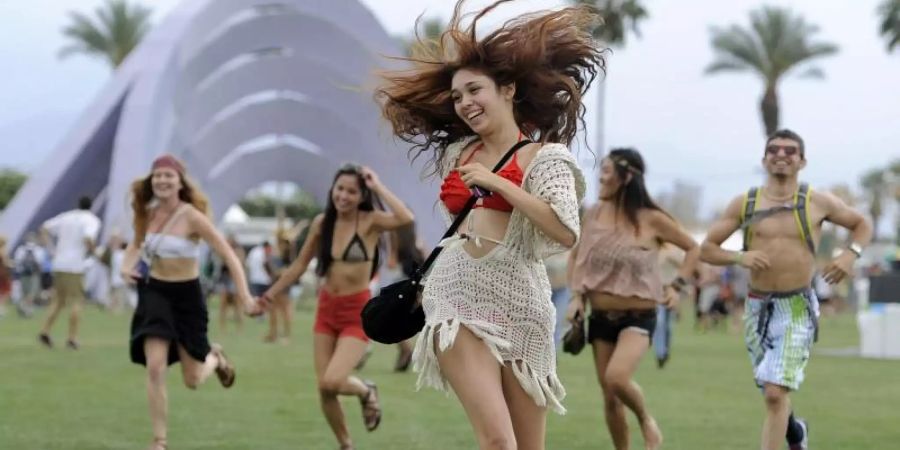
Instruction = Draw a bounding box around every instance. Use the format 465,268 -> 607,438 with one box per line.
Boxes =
763,137 -> 806,178
450,68 -> 515,136
151,167 -> 183,200
598,158 -> 626,200
331,173 -> 364,214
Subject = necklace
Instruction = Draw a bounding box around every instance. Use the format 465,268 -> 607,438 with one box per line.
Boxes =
761,187 -> 793,204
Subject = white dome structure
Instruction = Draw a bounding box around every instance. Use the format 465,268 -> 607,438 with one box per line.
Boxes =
0,0 -> 441,246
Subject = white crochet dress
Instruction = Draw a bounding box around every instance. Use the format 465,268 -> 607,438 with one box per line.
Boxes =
412,139 -> 585,414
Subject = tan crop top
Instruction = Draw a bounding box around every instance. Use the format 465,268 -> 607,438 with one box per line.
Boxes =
570,206 -> 664,303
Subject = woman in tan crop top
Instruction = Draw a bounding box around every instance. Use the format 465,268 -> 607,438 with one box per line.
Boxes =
567,149 -> 699,450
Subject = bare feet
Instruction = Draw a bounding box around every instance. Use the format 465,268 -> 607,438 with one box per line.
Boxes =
640,416 -> 663,450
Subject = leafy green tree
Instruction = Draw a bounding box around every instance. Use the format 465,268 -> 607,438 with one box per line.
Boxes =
0,169 -> 27,211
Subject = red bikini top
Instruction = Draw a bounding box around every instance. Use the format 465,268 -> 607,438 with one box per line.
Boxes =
439,143 -> 524,214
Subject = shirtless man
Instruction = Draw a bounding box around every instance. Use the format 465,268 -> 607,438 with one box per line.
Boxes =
700,129 -> 872,450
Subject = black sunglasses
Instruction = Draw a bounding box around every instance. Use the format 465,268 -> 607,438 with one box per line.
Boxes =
765,145 -> 800,157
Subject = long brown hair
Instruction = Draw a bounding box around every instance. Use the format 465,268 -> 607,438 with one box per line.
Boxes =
607,148 -> 672,240
130,158 -> 210,247
376,0 -> 607,176
315,164 -> 381,279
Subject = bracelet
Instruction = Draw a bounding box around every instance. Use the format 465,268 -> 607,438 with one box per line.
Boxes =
668,282 -> 683,294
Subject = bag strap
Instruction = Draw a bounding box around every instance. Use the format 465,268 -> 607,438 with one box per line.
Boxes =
793,183 -> 815,254
416,139 -> 533,278
143,204 -> 190,260
741,187 -> 760,251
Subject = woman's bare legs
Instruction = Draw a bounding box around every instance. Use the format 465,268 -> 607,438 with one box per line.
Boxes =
603,330 -> 662,450
436,325 -> 516,450
144,338 -> 170,447
313,333 -> 371,448
501,361 -> 548,450
592,340 -> 630,450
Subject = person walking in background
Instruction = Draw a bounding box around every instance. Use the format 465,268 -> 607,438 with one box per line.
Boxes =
38,196 -> 101,349
0,236 -> 12,318
13,232 -> 47,318
108,237 -> 131,313
213,234 -> 246,333
694,263 -> 722,331
246,241 -> 273,300
653,244 -> 684,368
264,234 -> 294,344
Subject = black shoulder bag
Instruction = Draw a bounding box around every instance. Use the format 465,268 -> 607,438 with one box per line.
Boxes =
361,139 -> 533,344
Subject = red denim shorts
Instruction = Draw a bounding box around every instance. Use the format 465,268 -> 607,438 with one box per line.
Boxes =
313,289 -> 370,342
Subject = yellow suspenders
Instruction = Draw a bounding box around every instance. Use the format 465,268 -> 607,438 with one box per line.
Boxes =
740,183 -> 815,254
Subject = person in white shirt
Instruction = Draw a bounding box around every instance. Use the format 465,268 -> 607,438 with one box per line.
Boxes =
38,196 -> 101,349
246,242 -> 273,297
13,232 -> 47,317
108,237 -> 131,313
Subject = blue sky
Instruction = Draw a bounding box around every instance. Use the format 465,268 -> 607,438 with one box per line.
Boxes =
0,0 -> 897,219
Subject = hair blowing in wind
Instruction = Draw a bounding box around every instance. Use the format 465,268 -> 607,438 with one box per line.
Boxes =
376,0 -> 607,176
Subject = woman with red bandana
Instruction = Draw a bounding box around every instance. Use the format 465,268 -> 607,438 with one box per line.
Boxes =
121,154 -> 263,450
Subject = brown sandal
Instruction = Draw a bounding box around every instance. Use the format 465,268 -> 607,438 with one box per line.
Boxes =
211,343 -> 236,388
359,380 -> 382,432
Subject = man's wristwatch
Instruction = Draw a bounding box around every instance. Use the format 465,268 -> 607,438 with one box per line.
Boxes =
847,242 -> 863,258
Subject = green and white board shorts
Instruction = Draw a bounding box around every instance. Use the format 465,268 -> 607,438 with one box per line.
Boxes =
743,288 -> 819,391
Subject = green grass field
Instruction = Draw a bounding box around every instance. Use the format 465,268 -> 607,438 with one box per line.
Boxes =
1,300 -> 898,450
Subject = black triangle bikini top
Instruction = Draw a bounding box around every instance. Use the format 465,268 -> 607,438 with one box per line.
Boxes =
338,213 -> 371,263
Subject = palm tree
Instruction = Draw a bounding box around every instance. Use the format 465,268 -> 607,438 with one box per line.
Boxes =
878,0 -> 900,53
705,6 -> 838,137
59,0 -> 152,69
402,17 -> 446,57
571,0 -> 648,202
575,0 -> 648,47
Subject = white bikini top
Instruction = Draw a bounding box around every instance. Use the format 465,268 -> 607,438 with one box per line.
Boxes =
144,233 -> 200,259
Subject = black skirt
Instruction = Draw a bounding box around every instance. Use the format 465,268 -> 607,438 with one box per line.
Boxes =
130,278 -> 211,366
